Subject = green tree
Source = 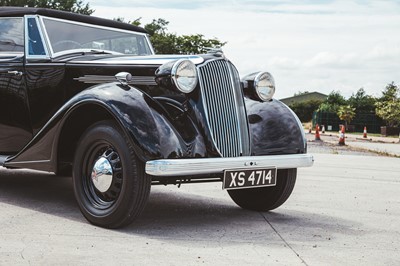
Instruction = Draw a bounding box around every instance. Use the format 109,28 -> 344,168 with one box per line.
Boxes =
293,91 -> 310,96
1,0 -> 94,15
317,90 -> 347,113
289,99 -> 324,122
348,88 -> 376,114
375,82 -> 400,127
144,18 -> 169,36
133,18 -> 226,54
337,105 -> 356,130
176,34 -> 226,54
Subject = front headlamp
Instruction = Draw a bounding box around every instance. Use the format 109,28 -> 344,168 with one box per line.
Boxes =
254,72 -> 275,101
171,59 -> 198,93
242,71 -> 276,102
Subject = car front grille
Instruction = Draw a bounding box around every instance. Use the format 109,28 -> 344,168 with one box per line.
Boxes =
197,59 -> 250,157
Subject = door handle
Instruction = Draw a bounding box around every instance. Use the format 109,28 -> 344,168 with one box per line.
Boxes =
7,70 -> 23,76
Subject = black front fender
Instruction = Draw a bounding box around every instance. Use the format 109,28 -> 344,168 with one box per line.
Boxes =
5,83 -> 187,171
246,99 -> 307,155
66,83 -> 189,161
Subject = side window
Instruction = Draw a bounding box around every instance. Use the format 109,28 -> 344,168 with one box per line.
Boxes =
27,17 -> 46,55
0,18 -> 24,53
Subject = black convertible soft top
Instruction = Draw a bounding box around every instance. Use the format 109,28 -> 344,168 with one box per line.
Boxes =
0,7 -> 147,34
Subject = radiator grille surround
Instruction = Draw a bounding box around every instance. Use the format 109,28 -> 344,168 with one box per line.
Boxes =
197,59 -> 250,157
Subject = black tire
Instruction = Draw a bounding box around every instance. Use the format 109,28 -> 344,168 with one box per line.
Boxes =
72,120 -> 151,228
228,168 -> 297,211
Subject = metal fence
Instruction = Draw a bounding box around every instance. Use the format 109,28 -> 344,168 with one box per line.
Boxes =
312,111 -> 384,133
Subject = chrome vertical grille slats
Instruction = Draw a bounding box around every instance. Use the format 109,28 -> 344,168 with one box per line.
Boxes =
197,59 -> 250,157
229,63 -> 251,155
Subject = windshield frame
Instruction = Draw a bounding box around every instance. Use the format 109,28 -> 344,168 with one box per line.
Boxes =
36,15 -> 155,59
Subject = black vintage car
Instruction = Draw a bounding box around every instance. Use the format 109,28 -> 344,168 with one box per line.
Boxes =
0,7 -> 313,228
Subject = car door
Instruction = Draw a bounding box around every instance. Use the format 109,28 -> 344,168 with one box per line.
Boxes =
0,17 -> 32,153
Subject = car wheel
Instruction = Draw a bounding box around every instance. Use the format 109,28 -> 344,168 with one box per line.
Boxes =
73,120 -> 151,228
227,169 -> 297,211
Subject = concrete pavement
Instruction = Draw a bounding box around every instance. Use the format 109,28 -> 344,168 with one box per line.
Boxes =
343,141 -> 400,157
309,132 -> 400,157
0,153 -> 399,265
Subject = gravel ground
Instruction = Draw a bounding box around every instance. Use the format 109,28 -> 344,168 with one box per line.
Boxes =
306,133 -> 381,156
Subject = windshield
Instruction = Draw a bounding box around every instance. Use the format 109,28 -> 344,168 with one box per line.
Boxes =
42,17 -> 153,56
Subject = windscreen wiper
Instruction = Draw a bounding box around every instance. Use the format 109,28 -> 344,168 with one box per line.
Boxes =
89,49 -> 113,54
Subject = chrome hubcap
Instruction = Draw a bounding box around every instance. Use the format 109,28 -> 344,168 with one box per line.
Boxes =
91,156 -> 113,193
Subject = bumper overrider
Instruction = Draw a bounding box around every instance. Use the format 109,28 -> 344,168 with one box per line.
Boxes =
145,154 -> 314,176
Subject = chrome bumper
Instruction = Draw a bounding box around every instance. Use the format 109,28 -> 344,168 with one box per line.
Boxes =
145,154 -> 314,176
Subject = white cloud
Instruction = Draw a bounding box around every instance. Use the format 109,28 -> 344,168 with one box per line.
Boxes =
366,43 -> 400,61
269,57 -> 301,69
92,0 -> 400,98
303,52 -> 361,68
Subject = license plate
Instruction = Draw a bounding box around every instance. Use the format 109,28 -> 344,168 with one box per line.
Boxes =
223,167 -> 277,190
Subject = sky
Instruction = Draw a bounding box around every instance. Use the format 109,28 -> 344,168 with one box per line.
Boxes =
91,0 -> 400,99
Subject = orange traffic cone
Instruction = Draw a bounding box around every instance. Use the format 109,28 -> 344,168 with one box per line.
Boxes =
339,125 -> 345,145
315,124 -> 321,141
363,126 -> 367,138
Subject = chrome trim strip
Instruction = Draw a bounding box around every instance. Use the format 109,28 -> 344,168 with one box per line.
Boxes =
5,159 -> 50,165
0,54 -> 24,61
146,154 -> 314,176
71,55 -> 205,65
4,160 -> 53,172
74,75 -> 157,85
0,53 -> 23,57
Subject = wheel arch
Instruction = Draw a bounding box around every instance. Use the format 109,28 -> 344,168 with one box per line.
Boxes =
5,83 -> 173,173
55,85 -> 185,175
55,101 -> 116,175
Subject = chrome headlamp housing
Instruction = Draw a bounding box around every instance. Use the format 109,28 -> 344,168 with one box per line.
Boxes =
254,72 -> 275,101
155,59 -> 198,94
171,59 -> 198,93
241,71 -> 276,102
